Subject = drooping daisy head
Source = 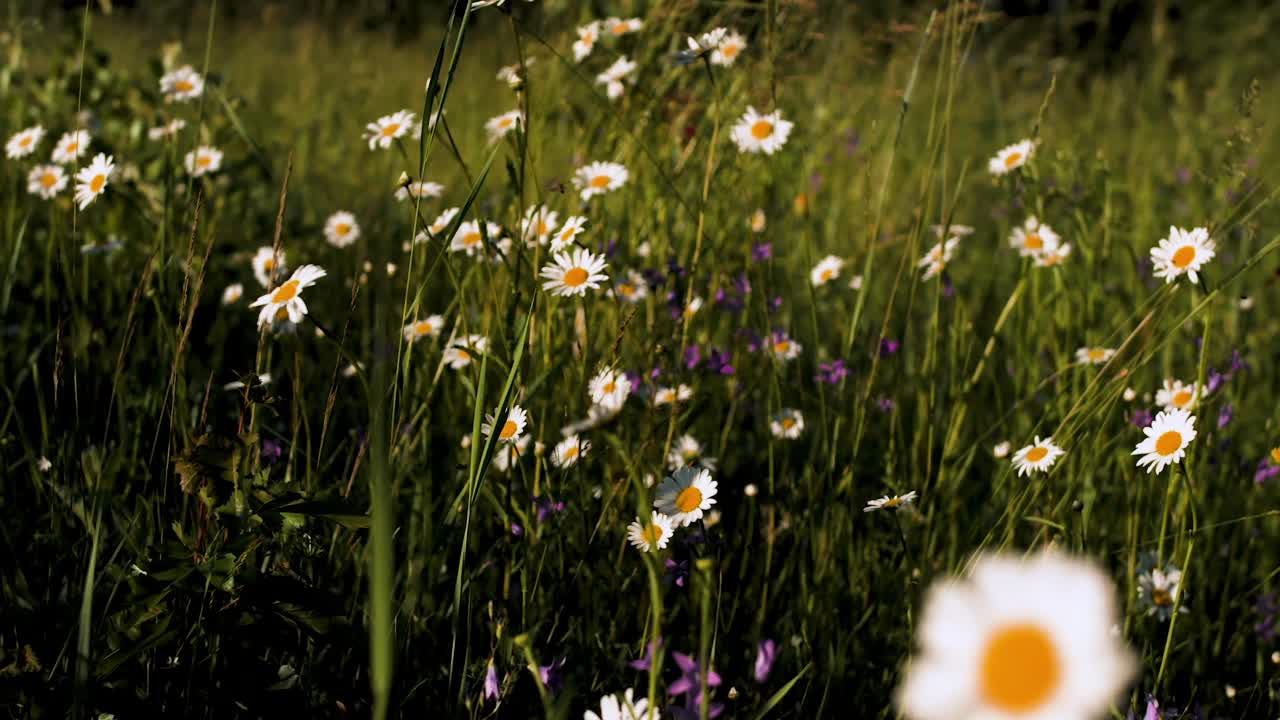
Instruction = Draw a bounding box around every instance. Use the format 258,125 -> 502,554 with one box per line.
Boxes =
540,248 -> 609,297
654,466 -> 717,527
482,404 -> 529,444
896,550 -> 1135,720
252,246 -> 286,288
485,110 -> 524,143
551,215 -> 587,251
6,125 -> 44,159
588,367 -> 631,410
730,106 -> 794,155
864,491 -> 918,513
184,145 -> 223,177
687,27 -> 728,55
710,29 -> 747,66
160,65 -> 205,102
364,110 -> 415,150
574,161 -> 628,200
1155,378 -> 1201,412
324,211 -> 361,248
26,164 -> 67,200
403,314 -> 445,343
810,255 -> 845,287
626,512 -> 674,554
988,139 -> 1035,176
444,334 -> 488,369
552,435 -> 591,468
249,264 -> 326,330
73,153 -> 114,210
1009,216 -> 1061,258
769,408 -> 805,439
1150,226 -> 1215,284
1074,347 -> 1116,366
1011,436 -> 1065,477
918,238 -> 959,280
653,384 -> 692,407
52,129 -> 90,165
1132,408 -> 1196,475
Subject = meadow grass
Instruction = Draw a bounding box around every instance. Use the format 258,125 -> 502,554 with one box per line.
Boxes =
2,1 -> 1280,718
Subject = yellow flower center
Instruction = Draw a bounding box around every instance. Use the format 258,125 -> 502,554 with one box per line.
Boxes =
537,220 -> 548,234
750,120 -> 774,140
1271,447 -> 1280,465
335,223 -> 351,236
1172,390 -> 1192,408
1152,588 -> 1173,607
563,267 -> 589,287
723,43 -> 739,58
564,446 -> 579,459
499,420 -> 518,440
382,123 -> 401,137
40,173 -> 58,189
781,418 -> 796,430
1172,245 -> 1196,269
1087,349 -> 1107,361
602,381 -> 616,393
89,174 -> 105,193
197,155 -> 212,167
263,258 -> 275,271
174,80 -> 194,93
590,174 -> 612,189
1003,151 -> 1023,169
820,269 -> 834,281
498,117 -> 513,129
1024,233 -> 1043,250
414,321 -> 433,335
1155,430 -> 1183,456
462,232 -> 481,246
980,623 -> 1061,713
19,136 -> 33,147
641,523 -> 663,546
883,496 -> 903,508
271,279 -> 301,303
1024,446 -> 1049,463
774,340 -> 791,354
612,23 -> 628,35
456,349 -> 470,361
619,283 -> 635,296
675,486 -> 703,513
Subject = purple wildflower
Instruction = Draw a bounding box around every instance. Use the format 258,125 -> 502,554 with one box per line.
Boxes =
768,295 -> 783,313
1254,593 -> 1278,641
752,242 -> 773,262
664,558 -> 690,588
753,639 -> 778,683
262,438 -> 283,465
538,657 -> 566,695
668,651 -> 723,719
629,638 -> 663,671
876,396 -> 897,413
1175,167 -> 1191,185
604,237 -> 619,259
878,338 -> 901,357
1217,403 -> 1233,428
483,661 -> 499,702
1131,409 -> 1154,429
1256,458 -> 1280,485
534,496 -> 566,524
510,523 -> 523,537
706,348 -> 735,375
684,345 -> 702,370
815,359 -> 850,385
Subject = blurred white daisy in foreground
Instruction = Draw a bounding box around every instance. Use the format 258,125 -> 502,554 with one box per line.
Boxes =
395,180 -> 444,202
895,550 -> 1135,720
552,435 -> 590,468
918,238 -> 959,281
626,512 -> 673,554
249,265 -> 325,329
324,211 -> 360,248
589,367 -> 631,410
1009,216 -> 1060,258
184,145 -> 223,177
596,56 -> 637,100
573,22 -> 600,62
770,408 -> 805,439
1011,436 -> 1064,476
6,125 -> 44,158
252,246 -> 286,287
654,466 -> 717,527
1133,408 -> 1196,475
160,65 -> 204,102
541,248 -> 609,297
1074,347 -> 1115,365
551,215 -> 587,251
52,130 -> 90,165
482,404 -> 529,444
27,164 -> 67,199
864,491 -> 917,513
1155,378 -> 1200,412
711,29 -> 747,66
988,138 -> 1035,175
402,315 -> 444,343
810,255 -> 844,287
73,153 -> 114,210
485,110 -> 523,142
574,161 -> 628,200
730,106 -> 793,155
1150,226 -> 1214,284
444,334 -> 488,369
364,110 -> 415,150
520,205 -> 559,245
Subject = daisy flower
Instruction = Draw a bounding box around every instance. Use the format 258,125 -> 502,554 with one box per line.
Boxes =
1272,447 -> 1280,466
6,125 -> 44,159
1150,226 -> 1215,284
485,110 -> 523,143
653,384 -> 692,407
403,314 -> 445,343
574,161 -> 628,200
495,62 -> 527,89
604,17 -> 643,36
573,22 -> 600,62
596,56 -> 637,100
932,223 -> 975,238
249,265 -> 326,329
1035,243 -> 1072,267
666,434 -> 716,471
364,110 -> 415,150
552,435 -> 591,468
987,138 -> 1035,176
520,205 -> 559,245
324,211 -> 360,248
1075,347 -> 1115,365
160,65 -> 204,102
768,332 -> 802,362
588,367 -> 631,410
551,215 -> 587,251
1008,216 -> 1060,258
395,180 -> 444,202
711,29 -> 747,66
770,408 -> 805,439
444,334 -> 488,369
1155,378 -> 1201,412
917,238 -> 959,280
993,441 -> 1011,459
687,27 -> 728,55
482,405 -> 529,444
750,208 -> 767,233
52,130 -> 90,165
626,513 -> 674,554
252,246 -> 286,287
654,466 -> 717,527
493,434 -> 531,473
449,220 -> 503,256
896,550 -> 1135,720
730,106 -> 794,155
613,270 -> 649,303
810,255 -> 844,287
1011,436 -> 1065,476
26,164 -> 67,200
221,283 -> 244,305
1137,563 -> 1188,621
540,248 -> 609,297
73,153 -> 114,210
183,145 -> 223,177
1133,408 -> 1197,475
147,118 -> 186,141
427,207 -> 461,237
863,491 -> 918,512
683,296 -> 704,318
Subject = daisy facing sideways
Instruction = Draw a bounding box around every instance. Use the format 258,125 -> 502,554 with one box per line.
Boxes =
402,314 -> 445,343
73,153 -> 115,210
588,367 -> 632,410
654,466 -> 718,527
864,491 -> 918,513
249,265 -> 326,329
485,110 -> 523,142
324,211 -> 361,248
395,180 -> 444,202
895,550 -> 1135,720
988,138 -> 1035,176
1133,408 -> 1196,475
574,161 -> 628,200
443,334 -> 488,369
520,205 -> 560,246
551,215 -> 588,251
1011,436 -> 1065,476
1150,226 -> 1215,284
572,22 -> 600,62
918,238 -> 959,280
481,404 -> 529,444
810,255 -> 845,287
1154,378 -> 1201,412
252,246 -> 286,287
552,435 -> 591,468
6,125 -> 44,159
1074,347 -> 1116,365
364,110 -> 415,150
627,512 -> 674,554
730,106 -> 794,155
540,248 -> 609,297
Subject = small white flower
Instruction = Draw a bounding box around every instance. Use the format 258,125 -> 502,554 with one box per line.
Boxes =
992,441 -> 1011,459
52,130 -> 90,165
248,265 -> 326,329
550,215 -> 587,251
221,283 -> 244,305
395,180 -> 444,202
552,435 -> 591,468
589,368 -> 632,410
364,110 -> 415,150
485,110 -> 523,142
626,512 -> 673,554
324,211 -> 361,248
403,315 -> 445,343
481,405 -> 529,444
770,408 -> 805,439
710,29 -> 747,66
26,164 -> 67,199
73,153 -> 115,210
730,106 -> 794,155
160,65 -> 204,102
444,334 -> 488,369
1132,408 -> 1197,475
573,22 -> 600,62
6,125 -> 44,158
1011,436 -> 1065,476
810,255 -> 844,287
654,466 -> 717,527
864,491 -> 918,512
1150,226 -> 1215,284
184,145 -> 223,177
540,249 -> 609,297
988,138 -> 1035,175
573,161 -> 628,200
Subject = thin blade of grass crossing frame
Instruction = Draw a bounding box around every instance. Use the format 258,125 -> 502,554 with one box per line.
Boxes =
448,294 -> 535,698
749,662 -> 813,720
1,214 -> 27,316
418,0 -> 476,181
